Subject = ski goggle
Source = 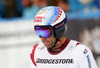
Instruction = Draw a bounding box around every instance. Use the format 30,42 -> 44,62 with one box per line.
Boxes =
34,26 -> 53,38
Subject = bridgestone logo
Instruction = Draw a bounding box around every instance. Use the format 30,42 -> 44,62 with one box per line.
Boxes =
36,58 -> 74,64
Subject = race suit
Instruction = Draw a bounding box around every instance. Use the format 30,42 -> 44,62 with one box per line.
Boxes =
30,39 -> 98,68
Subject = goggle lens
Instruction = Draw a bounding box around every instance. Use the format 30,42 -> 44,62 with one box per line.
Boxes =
34,26 -> 53,38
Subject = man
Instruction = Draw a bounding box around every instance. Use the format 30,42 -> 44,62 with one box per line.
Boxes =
30,6 -> 98,68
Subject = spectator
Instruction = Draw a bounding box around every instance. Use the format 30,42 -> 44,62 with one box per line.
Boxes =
6,0 -> 16,18
0,0 -> 7,18
22,0 -> 48,18
68,0 -> 98,12
94,0 -> 100,9
15,0 -> 24,17
49,0 -> 69,12
0,0 -> 23,18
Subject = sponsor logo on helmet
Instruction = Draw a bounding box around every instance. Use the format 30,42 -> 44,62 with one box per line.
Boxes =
55,22 -> 64,28
36,58 -> 74,64
34,16 -> 45,22
36,8 -> 50,15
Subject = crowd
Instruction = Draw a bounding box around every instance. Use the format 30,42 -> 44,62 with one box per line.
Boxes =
0,0 -> 100,18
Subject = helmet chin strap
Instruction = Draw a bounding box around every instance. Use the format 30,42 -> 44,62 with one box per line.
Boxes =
53,39 -> 59,48
48,39 -> 62,51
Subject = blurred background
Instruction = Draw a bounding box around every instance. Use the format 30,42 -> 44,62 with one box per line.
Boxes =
0,0 -> 100,68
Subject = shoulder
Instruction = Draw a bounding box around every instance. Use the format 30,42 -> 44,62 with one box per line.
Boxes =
69,40 -> 92,55
30,42 -> 45,65
68,40 -> 80,49
75,43 -> 91,53
33,44 -> 39,49
30,44 -> 39,57
73,42 -> 93,58
69,40 -> 90,51
31,42 -> 45,53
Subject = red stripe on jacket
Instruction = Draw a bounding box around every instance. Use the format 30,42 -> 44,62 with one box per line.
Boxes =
30,44 -> 38,67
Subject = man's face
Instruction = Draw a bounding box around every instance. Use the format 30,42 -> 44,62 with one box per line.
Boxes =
40,34 -> 56,48
34,26 -> 56,48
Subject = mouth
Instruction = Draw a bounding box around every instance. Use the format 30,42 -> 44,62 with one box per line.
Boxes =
42,41 -> 49,44
42,40 -> 50,46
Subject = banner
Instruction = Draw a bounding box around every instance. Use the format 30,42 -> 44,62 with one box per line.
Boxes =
0,19 -> 40,48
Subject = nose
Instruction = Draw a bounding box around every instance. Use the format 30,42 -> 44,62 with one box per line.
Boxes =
40,36 -> 46,40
